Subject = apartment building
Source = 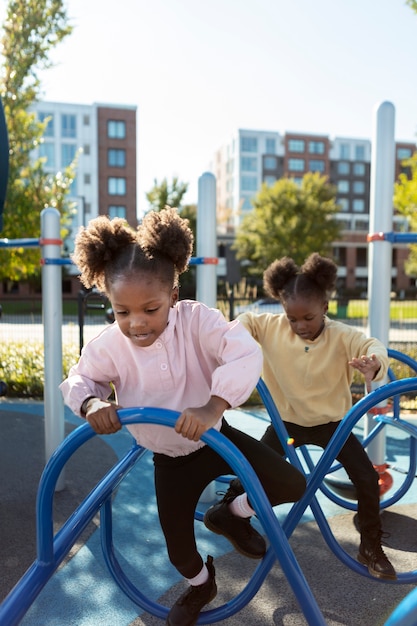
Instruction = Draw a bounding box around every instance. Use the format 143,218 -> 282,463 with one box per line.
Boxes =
213,129 -> 416,293
32,101 -> 137,273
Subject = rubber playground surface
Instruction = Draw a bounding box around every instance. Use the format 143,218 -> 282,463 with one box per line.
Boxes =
1,400 -> 417,626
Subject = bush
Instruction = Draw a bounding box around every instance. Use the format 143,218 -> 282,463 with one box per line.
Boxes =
0,341 -> 416,407
0,342 -> 79,398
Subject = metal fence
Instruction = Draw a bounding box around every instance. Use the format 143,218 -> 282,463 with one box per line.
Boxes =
0,297 -> 416,350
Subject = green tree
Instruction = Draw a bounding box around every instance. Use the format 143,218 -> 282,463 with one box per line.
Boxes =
177,203 -> 196,298
179,202 -> 196,237
0,0 -> 75,283
145,177 -> 188,213
233,172 -> 341,277
393,152 -> 417,276
407,0 -> 417,14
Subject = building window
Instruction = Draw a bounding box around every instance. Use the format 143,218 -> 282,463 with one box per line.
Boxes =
266,138 -> 276,153
108,120 -> 126,139
264,156 -> 277,170
333,246 -> 347,265
263,175 -> 277,186
309,141 -> 325,154
340,143 -> 350,159
241,137 -> 258,152
353,198 -> 365,212
353,162 -> 365,176
108,148 -> 126,167
83,115 -> 90,125
83,144 -> 91,155
39,142 -> 55,167
108,205 -> 127,218
356,248 -> 368,265
241,156 -> 257,172
338,198 -> 349,212
61,114 -> 76,138
397,148 -> 412,160
355,219 -> 369,232
338,161 -> 350,175
337,218 -> 351,230
338,180 -> 350,193
108,177 -> 126,195
288,158 -> 305,171
69,178 -> 77,196
241,176 -> 258,191
309,159 -> 325,173
354,145 -> 365,160
84,173 -> 91,184
353,181 -> 365,194
241,196 -> 253,210
38,112 -> 54,137
61,143 -> 77,166
288,139 -> 305,153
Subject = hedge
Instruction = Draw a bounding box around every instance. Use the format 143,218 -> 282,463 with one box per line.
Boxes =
0,342 -> 416,409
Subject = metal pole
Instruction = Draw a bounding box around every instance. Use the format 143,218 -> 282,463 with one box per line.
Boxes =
366,101 -> 395,465
196,172 -> 217,307
41,207 -> 65,490
196,172 -> 217,501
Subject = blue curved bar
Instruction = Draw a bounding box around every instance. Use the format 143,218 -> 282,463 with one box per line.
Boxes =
116,408 -> 327,625
384,586 -> 417,626
258,376 -> 417,583
2,376 -> 417,626
0,407 -> 326,626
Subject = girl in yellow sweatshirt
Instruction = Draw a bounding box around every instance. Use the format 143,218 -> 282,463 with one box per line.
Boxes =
237,252 -> 396,581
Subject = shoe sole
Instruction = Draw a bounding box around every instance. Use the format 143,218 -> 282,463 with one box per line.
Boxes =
203,512 -> 266,559
165,587 -> 217,626
357,553 -> 397,580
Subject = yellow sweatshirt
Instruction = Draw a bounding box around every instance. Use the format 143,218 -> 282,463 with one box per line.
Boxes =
238,312 -> 389,427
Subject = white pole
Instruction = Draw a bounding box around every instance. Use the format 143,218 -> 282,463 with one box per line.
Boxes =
196,172 -> 217,307
197,172 -> 217,502
366,101 -> 395,465
41,207 -> 65,491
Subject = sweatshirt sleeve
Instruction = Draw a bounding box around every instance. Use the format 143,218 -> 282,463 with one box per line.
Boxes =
349,332 -> 389,382
193,308 -> 263,409
59,329 -> 120,416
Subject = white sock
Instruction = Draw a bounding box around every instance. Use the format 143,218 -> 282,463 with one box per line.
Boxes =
186,563 -> 209,586
228,493 -> 256,518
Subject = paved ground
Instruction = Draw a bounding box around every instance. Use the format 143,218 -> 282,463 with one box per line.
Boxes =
1,401 -> 417,626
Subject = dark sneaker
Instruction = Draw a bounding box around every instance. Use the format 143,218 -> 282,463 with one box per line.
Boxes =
166,555 -> 217,626
358,535 -> 397,580
227,477 -> 245,497
204,494 -> 266,559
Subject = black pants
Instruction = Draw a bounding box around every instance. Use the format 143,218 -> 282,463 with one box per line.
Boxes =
261,421 -> 381,541
153,419 -> 306,578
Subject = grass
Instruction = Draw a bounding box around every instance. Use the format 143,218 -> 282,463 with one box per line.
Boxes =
326,300 -> 417,320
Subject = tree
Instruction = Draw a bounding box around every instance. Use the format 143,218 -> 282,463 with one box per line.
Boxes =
407,0 -> 417,14
0,0 -> 75,283
177,203 -> 196,298
393,152 -> 417,276
145,177 -> 188,213
233,172 -> 341,277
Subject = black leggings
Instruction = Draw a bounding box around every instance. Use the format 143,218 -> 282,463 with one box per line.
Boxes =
153,419 -> 306,578
261,422 -> 381,540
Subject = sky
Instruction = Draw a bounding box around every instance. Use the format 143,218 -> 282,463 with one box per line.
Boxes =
1,0 -> 417,216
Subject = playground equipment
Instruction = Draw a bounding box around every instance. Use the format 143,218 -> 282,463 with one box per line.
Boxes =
1,374 -> 417,626
1,95 -> 417,622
